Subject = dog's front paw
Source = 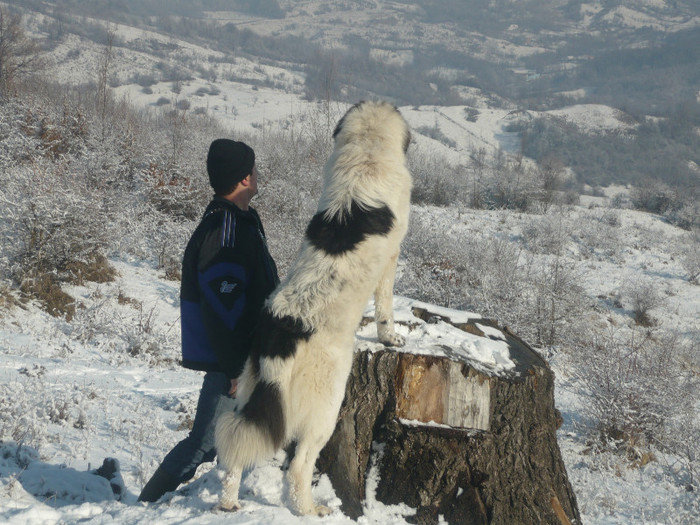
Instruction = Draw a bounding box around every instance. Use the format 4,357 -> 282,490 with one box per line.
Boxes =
217,497 -> 241,512
379,332 -> 405,347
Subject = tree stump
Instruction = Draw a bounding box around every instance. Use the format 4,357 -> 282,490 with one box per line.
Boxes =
318,298 -> 580,525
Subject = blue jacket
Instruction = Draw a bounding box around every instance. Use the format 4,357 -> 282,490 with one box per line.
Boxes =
180,198 -> 279,379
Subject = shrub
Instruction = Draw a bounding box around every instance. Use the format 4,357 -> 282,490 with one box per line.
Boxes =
622,279 -> 664,326
666,201 -> 700,231
142,162 -> 207,220
0,152 -> 114,317
20,274 -> 75,320
0,8 -> 44,97
680,229 -> 700,283
574,209 -> 621,260
70,292 -> 180,367
529,255 -> 586,346
0,281 -> 21,310
409,151 -> 466,207
0,379 -> 49,447
398,213 -> 477,309
0,94 -> 149,318
521,213 -> 570,255
415,122 -> 457,149
630,179 -> 677,214
464,107 -> 479,122
571,328 -> 699,470
398,209 -> 588,347
65,253 -> 117,285
248,108 -> 335,274
611,193 -> 629,209
483,155 -> 541,212
134,73 -> 157,87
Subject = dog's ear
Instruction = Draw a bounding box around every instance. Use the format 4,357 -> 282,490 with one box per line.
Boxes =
333,101 -> 365,140
332,117 -> 345,140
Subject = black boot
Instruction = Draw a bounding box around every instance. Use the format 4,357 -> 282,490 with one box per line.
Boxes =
138,467 -> 180,502
94,457 -> 125,501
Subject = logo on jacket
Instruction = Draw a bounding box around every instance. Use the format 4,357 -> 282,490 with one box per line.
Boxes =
220,281 -> 238,294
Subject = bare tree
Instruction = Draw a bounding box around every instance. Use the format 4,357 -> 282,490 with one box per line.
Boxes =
681,229 -> 700,284
537,154 -> 564,212
0,8 -> 42,97
623,278 -> 665,327
469,147 -> 487,209
96,28 -> 114,125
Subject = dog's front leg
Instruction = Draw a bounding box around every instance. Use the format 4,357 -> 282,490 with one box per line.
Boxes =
218,465 -> 242,512
374,251 -> 405,347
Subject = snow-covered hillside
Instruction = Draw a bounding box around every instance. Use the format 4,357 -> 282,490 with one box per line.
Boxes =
199,0 -> 700,59
17,6 -> 650,166
0,259 -> 482,525
1,202 -> 698,524
1,3 -> 699,524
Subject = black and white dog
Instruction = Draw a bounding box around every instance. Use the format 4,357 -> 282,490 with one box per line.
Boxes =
214,100 -> 412,515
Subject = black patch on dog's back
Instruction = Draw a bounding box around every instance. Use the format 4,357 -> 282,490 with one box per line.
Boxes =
241,381 -> 285,449
306,201 -> 395,256
249,310 -> 313,377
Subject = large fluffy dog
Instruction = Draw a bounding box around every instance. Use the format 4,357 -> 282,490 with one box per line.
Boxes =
214,100 -> 412,516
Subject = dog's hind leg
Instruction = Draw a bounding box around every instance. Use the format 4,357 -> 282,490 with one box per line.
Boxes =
218,464 -> 242,511
374,251 -> 405,347
287,435 -> 331,516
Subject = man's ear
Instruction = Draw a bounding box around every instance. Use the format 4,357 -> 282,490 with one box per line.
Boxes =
239,174 -> 252,187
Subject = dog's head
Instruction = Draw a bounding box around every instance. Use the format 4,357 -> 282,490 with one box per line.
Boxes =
332,100 -> 411,154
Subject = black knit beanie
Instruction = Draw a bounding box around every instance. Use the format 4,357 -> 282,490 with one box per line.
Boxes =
206,139 -> 255,195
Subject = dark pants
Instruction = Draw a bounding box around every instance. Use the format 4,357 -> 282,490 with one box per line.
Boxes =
159,371 -> 229,483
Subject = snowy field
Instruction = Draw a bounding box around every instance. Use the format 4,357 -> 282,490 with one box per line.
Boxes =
0,263 -> 513,525
1,202 -> 698,525
1,6 -> 699,524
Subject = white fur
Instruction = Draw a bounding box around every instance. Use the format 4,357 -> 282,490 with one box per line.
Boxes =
215,101 -> 412,516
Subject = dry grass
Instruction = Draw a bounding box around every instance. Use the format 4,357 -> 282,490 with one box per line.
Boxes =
117,290 -> 141,308
20,274 -> 76,321
65,253 -> 118,285
17,254 -> 117,321
0,283 -> 22,311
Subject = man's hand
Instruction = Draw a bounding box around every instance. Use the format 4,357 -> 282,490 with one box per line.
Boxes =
229,378 -> 238,397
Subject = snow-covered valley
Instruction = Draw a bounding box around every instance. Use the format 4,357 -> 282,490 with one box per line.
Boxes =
0,2 -> 699,523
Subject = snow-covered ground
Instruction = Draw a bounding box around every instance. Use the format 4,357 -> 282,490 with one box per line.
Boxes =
0,262 -> 512,525
1,6 -> 698,523
1,202 -> 698,524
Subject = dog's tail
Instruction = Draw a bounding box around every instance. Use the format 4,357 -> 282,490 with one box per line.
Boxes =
215,309 -> 312,470
215,380 -> 285,470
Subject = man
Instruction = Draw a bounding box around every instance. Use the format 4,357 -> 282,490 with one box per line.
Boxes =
138,139 -> 279,502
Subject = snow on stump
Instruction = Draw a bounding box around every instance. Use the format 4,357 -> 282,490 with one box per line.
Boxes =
318,298 -> 580,525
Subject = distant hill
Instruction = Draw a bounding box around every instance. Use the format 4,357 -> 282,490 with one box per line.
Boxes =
9,0 -> 700,190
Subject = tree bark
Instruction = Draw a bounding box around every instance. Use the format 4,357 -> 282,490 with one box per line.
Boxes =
318,306 -> 580,525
